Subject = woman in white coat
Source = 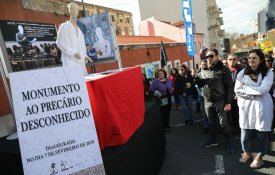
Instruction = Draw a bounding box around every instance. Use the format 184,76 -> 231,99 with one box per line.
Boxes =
234,49 -> 274,169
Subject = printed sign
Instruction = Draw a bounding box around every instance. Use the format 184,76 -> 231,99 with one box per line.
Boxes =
77,12 -> 116,63
257,38 -> 273,53
9,66 -> 105,175
182,0 -> 195,56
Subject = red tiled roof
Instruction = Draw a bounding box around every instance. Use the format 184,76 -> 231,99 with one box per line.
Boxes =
117,36 -> 176,45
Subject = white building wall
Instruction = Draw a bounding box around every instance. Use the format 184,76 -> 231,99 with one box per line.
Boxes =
138,0 -> 209,47
192,0 -> 209,47
139,0 -> 182,23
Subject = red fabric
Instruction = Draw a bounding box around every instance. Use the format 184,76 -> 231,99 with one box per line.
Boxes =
86,67 -> 145,150
169,75 -> 179,94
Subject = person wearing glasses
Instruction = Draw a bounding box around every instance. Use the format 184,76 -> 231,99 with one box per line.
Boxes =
176,64 -> 195,125
264,54 -> 273,69
222,59 -> 228,67
227,54 -> 243,134
194,48 -> 234,153
265,53 -> 275,132
149,69 -> 173,129
234,49 -> 273,168
239,57 -> 248,68
196,60 -> 209,133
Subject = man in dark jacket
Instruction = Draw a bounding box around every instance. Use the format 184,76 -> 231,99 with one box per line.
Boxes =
227,54 -> 243,134
195,48 -> 234,153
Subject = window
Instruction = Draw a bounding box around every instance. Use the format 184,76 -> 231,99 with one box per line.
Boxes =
111,15 -> 115,22
128,29 -> 133,36
141,66 -> 147,76
126,17 -> 130,24
152,61 -> 160,78
174,60 -> 180,68
165,61 -> 172,76
78,10 -> 90,17
198,42 -> 201,51
119,15 -> 123,23
189,60 -> 194,70
194,42 -> 197,53
121,28 -> 125,35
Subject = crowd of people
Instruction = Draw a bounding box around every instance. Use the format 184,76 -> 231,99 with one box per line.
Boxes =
143,47 -> 275,169
6,43 -> 62,71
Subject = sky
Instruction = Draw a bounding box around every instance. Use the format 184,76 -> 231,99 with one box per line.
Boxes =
82,0 -> 268,35
216,0 -> 268,34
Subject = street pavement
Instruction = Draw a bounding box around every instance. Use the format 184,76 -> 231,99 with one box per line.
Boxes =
159,102 -> 275,175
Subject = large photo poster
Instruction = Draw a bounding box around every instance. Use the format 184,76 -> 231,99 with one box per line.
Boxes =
0,20 -> 62,72
77,12 -> 116,63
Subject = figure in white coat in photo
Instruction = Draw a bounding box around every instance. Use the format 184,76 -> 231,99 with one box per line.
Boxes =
15,25 -> 37,47
56,2 -> 91,75
93,27 -> 112,59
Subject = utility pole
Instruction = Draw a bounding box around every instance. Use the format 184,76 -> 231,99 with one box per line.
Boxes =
81,0 -> 86,17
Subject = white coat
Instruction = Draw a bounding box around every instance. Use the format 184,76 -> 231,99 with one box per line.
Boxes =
56,21 -> 87,75
93,27 -> 112,59
234,69 -> 274,131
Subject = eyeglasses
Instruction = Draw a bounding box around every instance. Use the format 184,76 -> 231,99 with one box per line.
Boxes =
265,60 -> 272,62
206,55 -> 215,58
228,59 -> 236,61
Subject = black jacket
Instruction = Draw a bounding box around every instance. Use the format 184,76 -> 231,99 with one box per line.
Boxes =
196,60 -> 233,104
176,72 -> 195,96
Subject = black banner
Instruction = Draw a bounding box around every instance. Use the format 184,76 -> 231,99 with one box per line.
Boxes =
0,20 -> 56,42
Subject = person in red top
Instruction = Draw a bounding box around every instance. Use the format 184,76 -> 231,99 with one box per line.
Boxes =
169,68 -> 181,110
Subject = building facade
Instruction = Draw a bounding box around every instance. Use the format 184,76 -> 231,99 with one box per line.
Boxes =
139,17 -> 203,70
21,0 -> 134,36
138,0 -> 224,50
207,0 -> 225,51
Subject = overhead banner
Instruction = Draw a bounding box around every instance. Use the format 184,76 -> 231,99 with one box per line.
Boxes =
77,12 -> 116,63
9,66 -> 105,175
182,0 -> 195,56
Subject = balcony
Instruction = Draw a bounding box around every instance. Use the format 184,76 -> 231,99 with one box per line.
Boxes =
217,17 -> 224,25
210,37 -> 219,45
207,0 -> 217,9
208,18 -> 222,29
218,29 -> 225,37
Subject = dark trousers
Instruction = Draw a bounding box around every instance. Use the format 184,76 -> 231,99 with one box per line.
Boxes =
228,98 -> 240,130
204,100 -> 232,143
174,94 -> 181,107
159,103 -> 172,128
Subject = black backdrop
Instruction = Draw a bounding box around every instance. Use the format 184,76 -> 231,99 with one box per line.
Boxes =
0,101 -> 166,175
